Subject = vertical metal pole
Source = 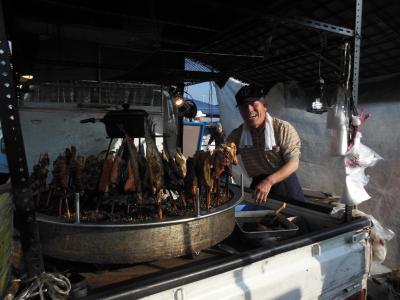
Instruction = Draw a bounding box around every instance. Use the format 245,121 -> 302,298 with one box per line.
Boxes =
352,0 -> 363,110
241,174 -> 244,196
75,193 -> 80,224
161,85 -> 166,150
0,2 -> 44,276
196,187 -> 201,217
98,44 -> 102,104
176,84 -> 184,149
345,204 -> 353,223
347,0 -> 363,222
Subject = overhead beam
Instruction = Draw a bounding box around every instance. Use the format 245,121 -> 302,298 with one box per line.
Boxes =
286,17 -> 354,37
31,0 -> 220,33
297,43 -> 342,72
234,41 -> 343,75
193,0 -> 354,37
372,14 -> 400,45
113,69 -> 224,84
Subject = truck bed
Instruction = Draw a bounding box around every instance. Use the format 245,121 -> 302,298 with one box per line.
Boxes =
43,195 -> 371,299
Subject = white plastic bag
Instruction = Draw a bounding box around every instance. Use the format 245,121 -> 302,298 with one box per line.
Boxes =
353,210 -> 395,263
343,132 -> 383,205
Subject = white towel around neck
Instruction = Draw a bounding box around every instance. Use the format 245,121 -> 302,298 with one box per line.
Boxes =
239,113 -> 276,150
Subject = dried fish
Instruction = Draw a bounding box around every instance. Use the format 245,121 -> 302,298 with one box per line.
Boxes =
212,143 -> 238,204
194,150 -> 213,209
144,118 -> 164,219
99,158 -> 114,193
125,138 -> 142,195
173,148 -> 187,178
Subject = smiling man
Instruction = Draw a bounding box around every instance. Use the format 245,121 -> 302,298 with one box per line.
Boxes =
227,85 -> 304,203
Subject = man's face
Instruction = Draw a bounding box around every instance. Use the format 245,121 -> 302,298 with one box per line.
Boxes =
238,99 -> 267,129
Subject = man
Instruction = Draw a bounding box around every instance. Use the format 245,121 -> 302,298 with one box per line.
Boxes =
193,110 -> 206,122
227,85 -> 304,203
207,122 -> 225,147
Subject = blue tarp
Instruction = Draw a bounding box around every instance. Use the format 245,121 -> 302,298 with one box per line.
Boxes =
188,99 -> 220,117
0,130 -> 8,173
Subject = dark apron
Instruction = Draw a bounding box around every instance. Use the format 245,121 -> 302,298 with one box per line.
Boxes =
250,173 -> 304,202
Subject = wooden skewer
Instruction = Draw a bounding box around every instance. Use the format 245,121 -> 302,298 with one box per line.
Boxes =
65,197 -> 71,219
274,202 -> 287,216
46,187 -> 53,207
58,197 -> 63,216
269,202 -> 288,224
111,202 -> 115,215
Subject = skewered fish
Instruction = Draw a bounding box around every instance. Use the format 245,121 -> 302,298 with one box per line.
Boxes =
183,157 -> 197,210
99,157 -> 114,193
124,163 -> 136,192
30,153 -> 50,207
212,142 -> 238,204
173,148 -> 187,178
70,155 -> 85,192
110,156 -> 122,187
137,141 -> 152,192
81,155 -> 101,192
125,138 -> 143,198
194,150 -> 213,209
52,154 -> 68,190
34,136 -> 237,223
30,153 -> 50,193
144,119 -> 164,219
162,149 -> 182,190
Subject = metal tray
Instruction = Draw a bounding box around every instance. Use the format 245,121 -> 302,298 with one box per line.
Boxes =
235,208 -> 298,239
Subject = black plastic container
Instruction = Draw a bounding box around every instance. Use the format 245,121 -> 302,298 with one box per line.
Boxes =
102,108 -> 148,138
80,105 -> 149,138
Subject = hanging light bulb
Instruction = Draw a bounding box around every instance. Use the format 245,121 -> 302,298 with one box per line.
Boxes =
169,86 -> 198,118
173,95 -> 185,108
308,60 -> 327,114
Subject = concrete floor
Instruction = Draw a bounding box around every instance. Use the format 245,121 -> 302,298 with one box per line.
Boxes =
368,278 -> 400,300
368,262 -> 400,300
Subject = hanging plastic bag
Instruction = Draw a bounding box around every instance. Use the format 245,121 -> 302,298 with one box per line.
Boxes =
353,210 -> 395,263
330,123 -> 348,156
327,87 -> 349,156
343,132 -> 383,205
327,105 -> 349,157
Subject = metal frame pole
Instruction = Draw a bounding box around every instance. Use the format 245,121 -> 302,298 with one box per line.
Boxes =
0,1 -> 44,276
346,0 -> 363,222
345,0 -> 363,222
352,0 -> 363,110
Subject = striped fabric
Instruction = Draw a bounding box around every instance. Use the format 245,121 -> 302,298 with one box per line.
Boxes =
227,118 -> 301,178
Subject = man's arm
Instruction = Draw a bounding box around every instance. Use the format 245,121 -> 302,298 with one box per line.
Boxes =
253,160 -> 299,203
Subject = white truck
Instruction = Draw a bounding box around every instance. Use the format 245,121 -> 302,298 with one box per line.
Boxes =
83,195 -> 371,300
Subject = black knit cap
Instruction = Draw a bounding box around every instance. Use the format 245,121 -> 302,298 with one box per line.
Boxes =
235,85 -> 265,107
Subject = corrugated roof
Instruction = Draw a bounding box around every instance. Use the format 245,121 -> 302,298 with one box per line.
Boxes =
4,0 -> 400,91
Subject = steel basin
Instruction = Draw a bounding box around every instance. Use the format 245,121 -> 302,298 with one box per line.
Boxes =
37,184 -> 244,264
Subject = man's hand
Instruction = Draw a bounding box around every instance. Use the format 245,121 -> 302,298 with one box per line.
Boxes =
253,177 -> 274,203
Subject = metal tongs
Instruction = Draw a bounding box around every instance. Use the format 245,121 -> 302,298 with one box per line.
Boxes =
265,202 -> 287,225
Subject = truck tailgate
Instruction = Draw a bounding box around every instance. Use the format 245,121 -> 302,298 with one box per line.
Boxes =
85,217 -> 370,300
142,229 -> 370,300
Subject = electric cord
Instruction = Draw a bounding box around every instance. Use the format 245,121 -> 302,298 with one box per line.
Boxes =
14,272 -> 71,300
